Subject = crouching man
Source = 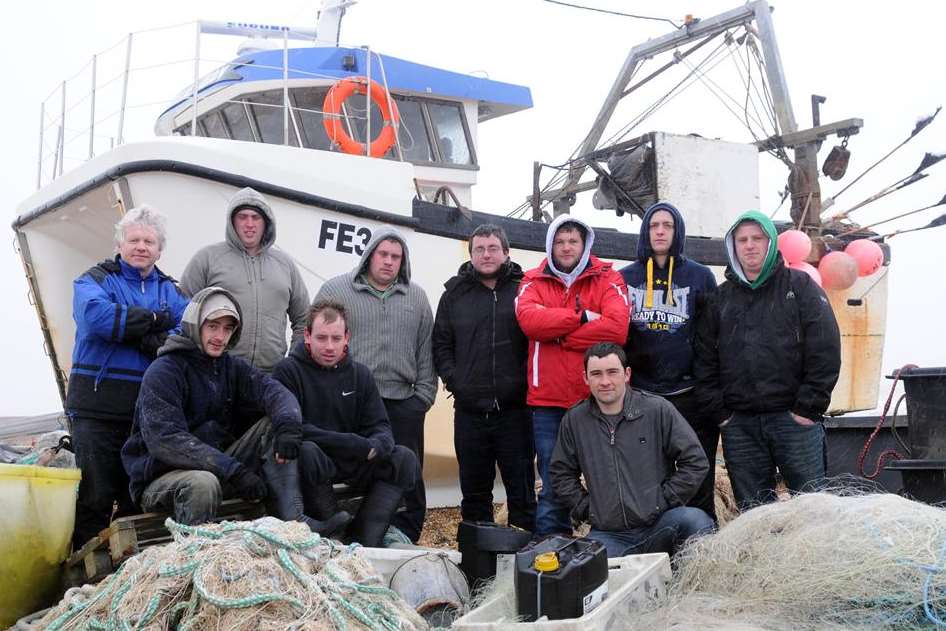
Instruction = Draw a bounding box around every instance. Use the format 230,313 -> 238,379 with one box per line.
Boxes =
273,300 -> 420,547
550,342 -> 715,557
121,287 -> 348,535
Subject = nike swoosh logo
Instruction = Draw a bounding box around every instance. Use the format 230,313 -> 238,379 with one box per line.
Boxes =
342,391 -> 355,397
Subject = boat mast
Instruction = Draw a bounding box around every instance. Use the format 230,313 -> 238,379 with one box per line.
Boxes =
547,0 -> 861,237
316,0 -> 357,47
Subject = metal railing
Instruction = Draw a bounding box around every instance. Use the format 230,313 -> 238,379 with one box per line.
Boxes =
33,20 -> 390,190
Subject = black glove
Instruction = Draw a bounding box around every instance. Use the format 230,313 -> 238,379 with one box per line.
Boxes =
230,468 -> 268,501
139,332 -> 169,359
569,495 -> 591,527
273,424 -> 303,461
151,309 -> 175,332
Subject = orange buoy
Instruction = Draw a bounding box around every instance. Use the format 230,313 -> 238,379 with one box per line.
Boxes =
322,77 -> 399,158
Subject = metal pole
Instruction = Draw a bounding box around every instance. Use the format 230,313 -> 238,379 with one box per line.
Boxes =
117,33 -> 133,145
752,1 -> 796,133
54,126 -> 63,180
365,46 -> 371,157
191,22 -> 201,136
283,30 -> 289,146
374,50 -> 403,161
36,103 -> 45,189
753,2 -> 821,229
88,54 -> 97,159
58,81 -> 66,177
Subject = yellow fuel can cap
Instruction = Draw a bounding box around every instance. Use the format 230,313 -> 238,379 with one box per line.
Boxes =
534,551 -> 560,572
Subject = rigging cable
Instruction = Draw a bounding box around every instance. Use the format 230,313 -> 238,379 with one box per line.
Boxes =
508,35 -> 731,219
542,0 -> 681,28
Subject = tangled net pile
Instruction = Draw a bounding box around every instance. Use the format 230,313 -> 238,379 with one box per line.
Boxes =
35,517 -> 427,630
631,491 -> 946,630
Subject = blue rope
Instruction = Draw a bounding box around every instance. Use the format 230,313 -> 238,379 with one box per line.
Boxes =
923,534 -> 946,626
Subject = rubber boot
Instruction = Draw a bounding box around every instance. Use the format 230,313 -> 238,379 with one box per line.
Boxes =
263,458 -> 351,537
304,482 -> 353,536
305,483 -> 341,519
348,481 -> 405,547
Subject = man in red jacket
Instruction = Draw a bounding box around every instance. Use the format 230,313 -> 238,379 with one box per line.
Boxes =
516,215 -> 630,536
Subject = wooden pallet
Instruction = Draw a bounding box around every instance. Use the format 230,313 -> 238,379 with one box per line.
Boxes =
63,498 -> 265,588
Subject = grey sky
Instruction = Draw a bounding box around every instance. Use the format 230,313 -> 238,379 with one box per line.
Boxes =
2,0 -> 944,415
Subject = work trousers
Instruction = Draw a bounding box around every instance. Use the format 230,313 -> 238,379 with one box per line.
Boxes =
71,416 -> 137,547
298,440 -> 419,493
383,396 -> 428,542
532,406 -> 572,537
454,406 -> 536,531
586,506 -> 716,557
665,389 -> 720,522
138,417 -> 271,526
721,411 -> 826,510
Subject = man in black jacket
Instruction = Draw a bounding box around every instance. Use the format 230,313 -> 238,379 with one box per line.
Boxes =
550,343 -> 713,557
432,224 -> 536,531
273,300 -> 420,547
693,211 -> 841,510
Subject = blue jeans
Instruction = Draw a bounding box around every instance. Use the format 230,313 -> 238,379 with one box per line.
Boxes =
532,407 -> 571,536
587,506 -> 715,557
721,411 -> 826,510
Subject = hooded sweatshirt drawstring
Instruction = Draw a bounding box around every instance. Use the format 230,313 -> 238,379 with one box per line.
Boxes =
644,255 -> 676,308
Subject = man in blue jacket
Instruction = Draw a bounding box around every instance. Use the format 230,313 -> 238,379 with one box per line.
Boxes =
67,205 -> 189,547
122,287 -> 348,534
621,202 -> 719,520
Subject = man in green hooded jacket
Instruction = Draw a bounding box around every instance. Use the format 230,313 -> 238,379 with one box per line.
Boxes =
693,211 -> 841,510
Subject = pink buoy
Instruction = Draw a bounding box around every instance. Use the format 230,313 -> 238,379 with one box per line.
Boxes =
845,239 -> 884,277
789,261 -> 822,287
777,230 -> 812,265
818,251 -> 859,290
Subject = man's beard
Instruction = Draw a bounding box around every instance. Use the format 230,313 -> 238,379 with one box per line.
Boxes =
555,260 -> 577,273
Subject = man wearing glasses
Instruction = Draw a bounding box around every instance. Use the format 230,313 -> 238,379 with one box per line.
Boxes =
432,224 -> 536,532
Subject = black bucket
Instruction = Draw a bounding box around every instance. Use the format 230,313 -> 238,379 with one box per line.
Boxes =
457,521 -> 532,590
899,367 -> 946,459
884,460 -> 946,504
883,367 -> 946,503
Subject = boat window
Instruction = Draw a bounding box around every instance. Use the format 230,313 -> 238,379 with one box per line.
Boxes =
291,87 -> 333,151
393,97 -> 433,163
220,101 -> 255,142
427,102 -> 473,166
246,91 -> 301,147
201,111 -> 229,139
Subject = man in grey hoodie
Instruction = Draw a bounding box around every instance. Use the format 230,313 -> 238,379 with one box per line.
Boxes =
181,187 -> 309,372
315,227 -> 435,542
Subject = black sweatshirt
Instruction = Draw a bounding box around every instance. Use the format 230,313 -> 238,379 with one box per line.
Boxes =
273,343 -> 395,476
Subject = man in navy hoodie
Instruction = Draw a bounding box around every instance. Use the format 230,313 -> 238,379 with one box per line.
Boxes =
620,202 -> 719,520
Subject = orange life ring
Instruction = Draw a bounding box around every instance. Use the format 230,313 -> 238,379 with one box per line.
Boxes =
322,77 -> 399,157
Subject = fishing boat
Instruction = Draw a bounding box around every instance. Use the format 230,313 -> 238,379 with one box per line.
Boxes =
12,0 -> 910,500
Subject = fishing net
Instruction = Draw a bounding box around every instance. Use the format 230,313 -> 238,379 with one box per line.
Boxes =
35,516 -> 428,631
631,490 -> 946,630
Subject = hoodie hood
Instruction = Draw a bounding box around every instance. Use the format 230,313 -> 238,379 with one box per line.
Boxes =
545,215 -> 595,288
159,286 -> 243,356
636,202 -> 686,308
356,226 -> 412,284
637,201 -> 686,261
724,210 -> 780,289
226,187 -> 276,254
